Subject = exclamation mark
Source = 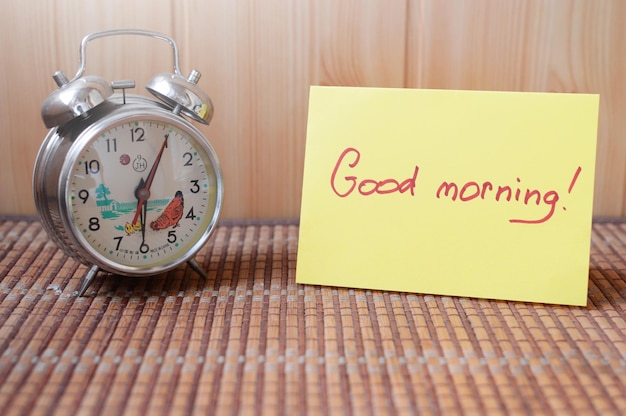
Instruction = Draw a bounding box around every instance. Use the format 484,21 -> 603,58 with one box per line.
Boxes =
563,166 -> 582,212
568,166 -> 582,194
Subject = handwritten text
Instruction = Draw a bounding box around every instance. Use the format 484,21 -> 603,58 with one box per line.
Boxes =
330,147 -> 582,224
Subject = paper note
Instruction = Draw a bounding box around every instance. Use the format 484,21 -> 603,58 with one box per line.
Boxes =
296,86 -> 599,306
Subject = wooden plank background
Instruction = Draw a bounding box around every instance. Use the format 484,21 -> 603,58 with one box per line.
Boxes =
0,0 -> 624,219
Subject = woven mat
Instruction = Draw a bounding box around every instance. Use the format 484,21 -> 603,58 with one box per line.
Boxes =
0,216 -> 624,415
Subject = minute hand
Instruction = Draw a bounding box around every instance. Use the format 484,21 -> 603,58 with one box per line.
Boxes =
144,134 -> 169,192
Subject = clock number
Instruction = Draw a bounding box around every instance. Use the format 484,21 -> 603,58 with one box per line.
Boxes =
88,217 -> 100,231
190,180 -> 200,194
185,207 -> 195,220
140,242 -> 149,254
130,127 -> 145,142
167,230 -> 177,244
84,160 -> 100,175
78,189 -> 89,204
113,236 -> 123,250
183,152 -> 193,166
106,138 -> 117,152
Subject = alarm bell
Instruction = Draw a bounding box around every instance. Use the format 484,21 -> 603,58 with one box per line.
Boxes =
41,71 -> 113,128
146,70 -> 214,125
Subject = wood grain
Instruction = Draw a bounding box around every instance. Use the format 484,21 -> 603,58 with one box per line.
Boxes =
1,0 -> 624,218
408,0 -> 626,217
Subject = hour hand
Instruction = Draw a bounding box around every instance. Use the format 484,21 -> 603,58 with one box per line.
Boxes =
125,178 -> 146,235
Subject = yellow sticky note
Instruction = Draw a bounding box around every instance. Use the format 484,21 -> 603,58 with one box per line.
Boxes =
296,86 -> 599,306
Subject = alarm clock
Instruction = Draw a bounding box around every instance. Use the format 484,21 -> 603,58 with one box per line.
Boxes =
33,30 -> 223,295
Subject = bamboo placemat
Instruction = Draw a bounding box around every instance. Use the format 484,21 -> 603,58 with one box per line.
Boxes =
0,216 -> 624,415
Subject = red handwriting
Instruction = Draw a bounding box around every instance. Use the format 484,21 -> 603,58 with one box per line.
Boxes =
330,147 -> 419,197
329,146 -> 581,225
436,178 -> 561,224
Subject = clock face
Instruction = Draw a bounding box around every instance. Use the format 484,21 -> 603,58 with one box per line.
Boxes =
65,117 -> 221,273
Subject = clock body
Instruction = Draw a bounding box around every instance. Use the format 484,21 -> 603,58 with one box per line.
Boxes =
33,95 -> 223,277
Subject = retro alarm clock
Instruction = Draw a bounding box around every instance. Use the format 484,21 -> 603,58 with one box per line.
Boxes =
33,30 -> 223,295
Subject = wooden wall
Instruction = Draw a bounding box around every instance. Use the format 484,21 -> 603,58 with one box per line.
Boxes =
1,0 -> 624,219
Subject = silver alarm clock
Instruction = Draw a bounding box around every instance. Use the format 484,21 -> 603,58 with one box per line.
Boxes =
33,30 -> 223,295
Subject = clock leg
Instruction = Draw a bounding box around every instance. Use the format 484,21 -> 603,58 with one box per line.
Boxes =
187,258 -> 208,280
77,264 -> 100,296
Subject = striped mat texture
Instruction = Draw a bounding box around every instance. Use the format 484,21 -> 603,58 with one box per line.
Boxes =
0,216 -> 624,415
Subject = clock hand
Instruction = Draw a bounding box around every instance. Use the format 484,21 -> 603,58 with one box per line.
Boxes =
130,134 -> 169,228
140,195 -> 147,244
144,133 -> 169,192
130,178 -> 146,231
